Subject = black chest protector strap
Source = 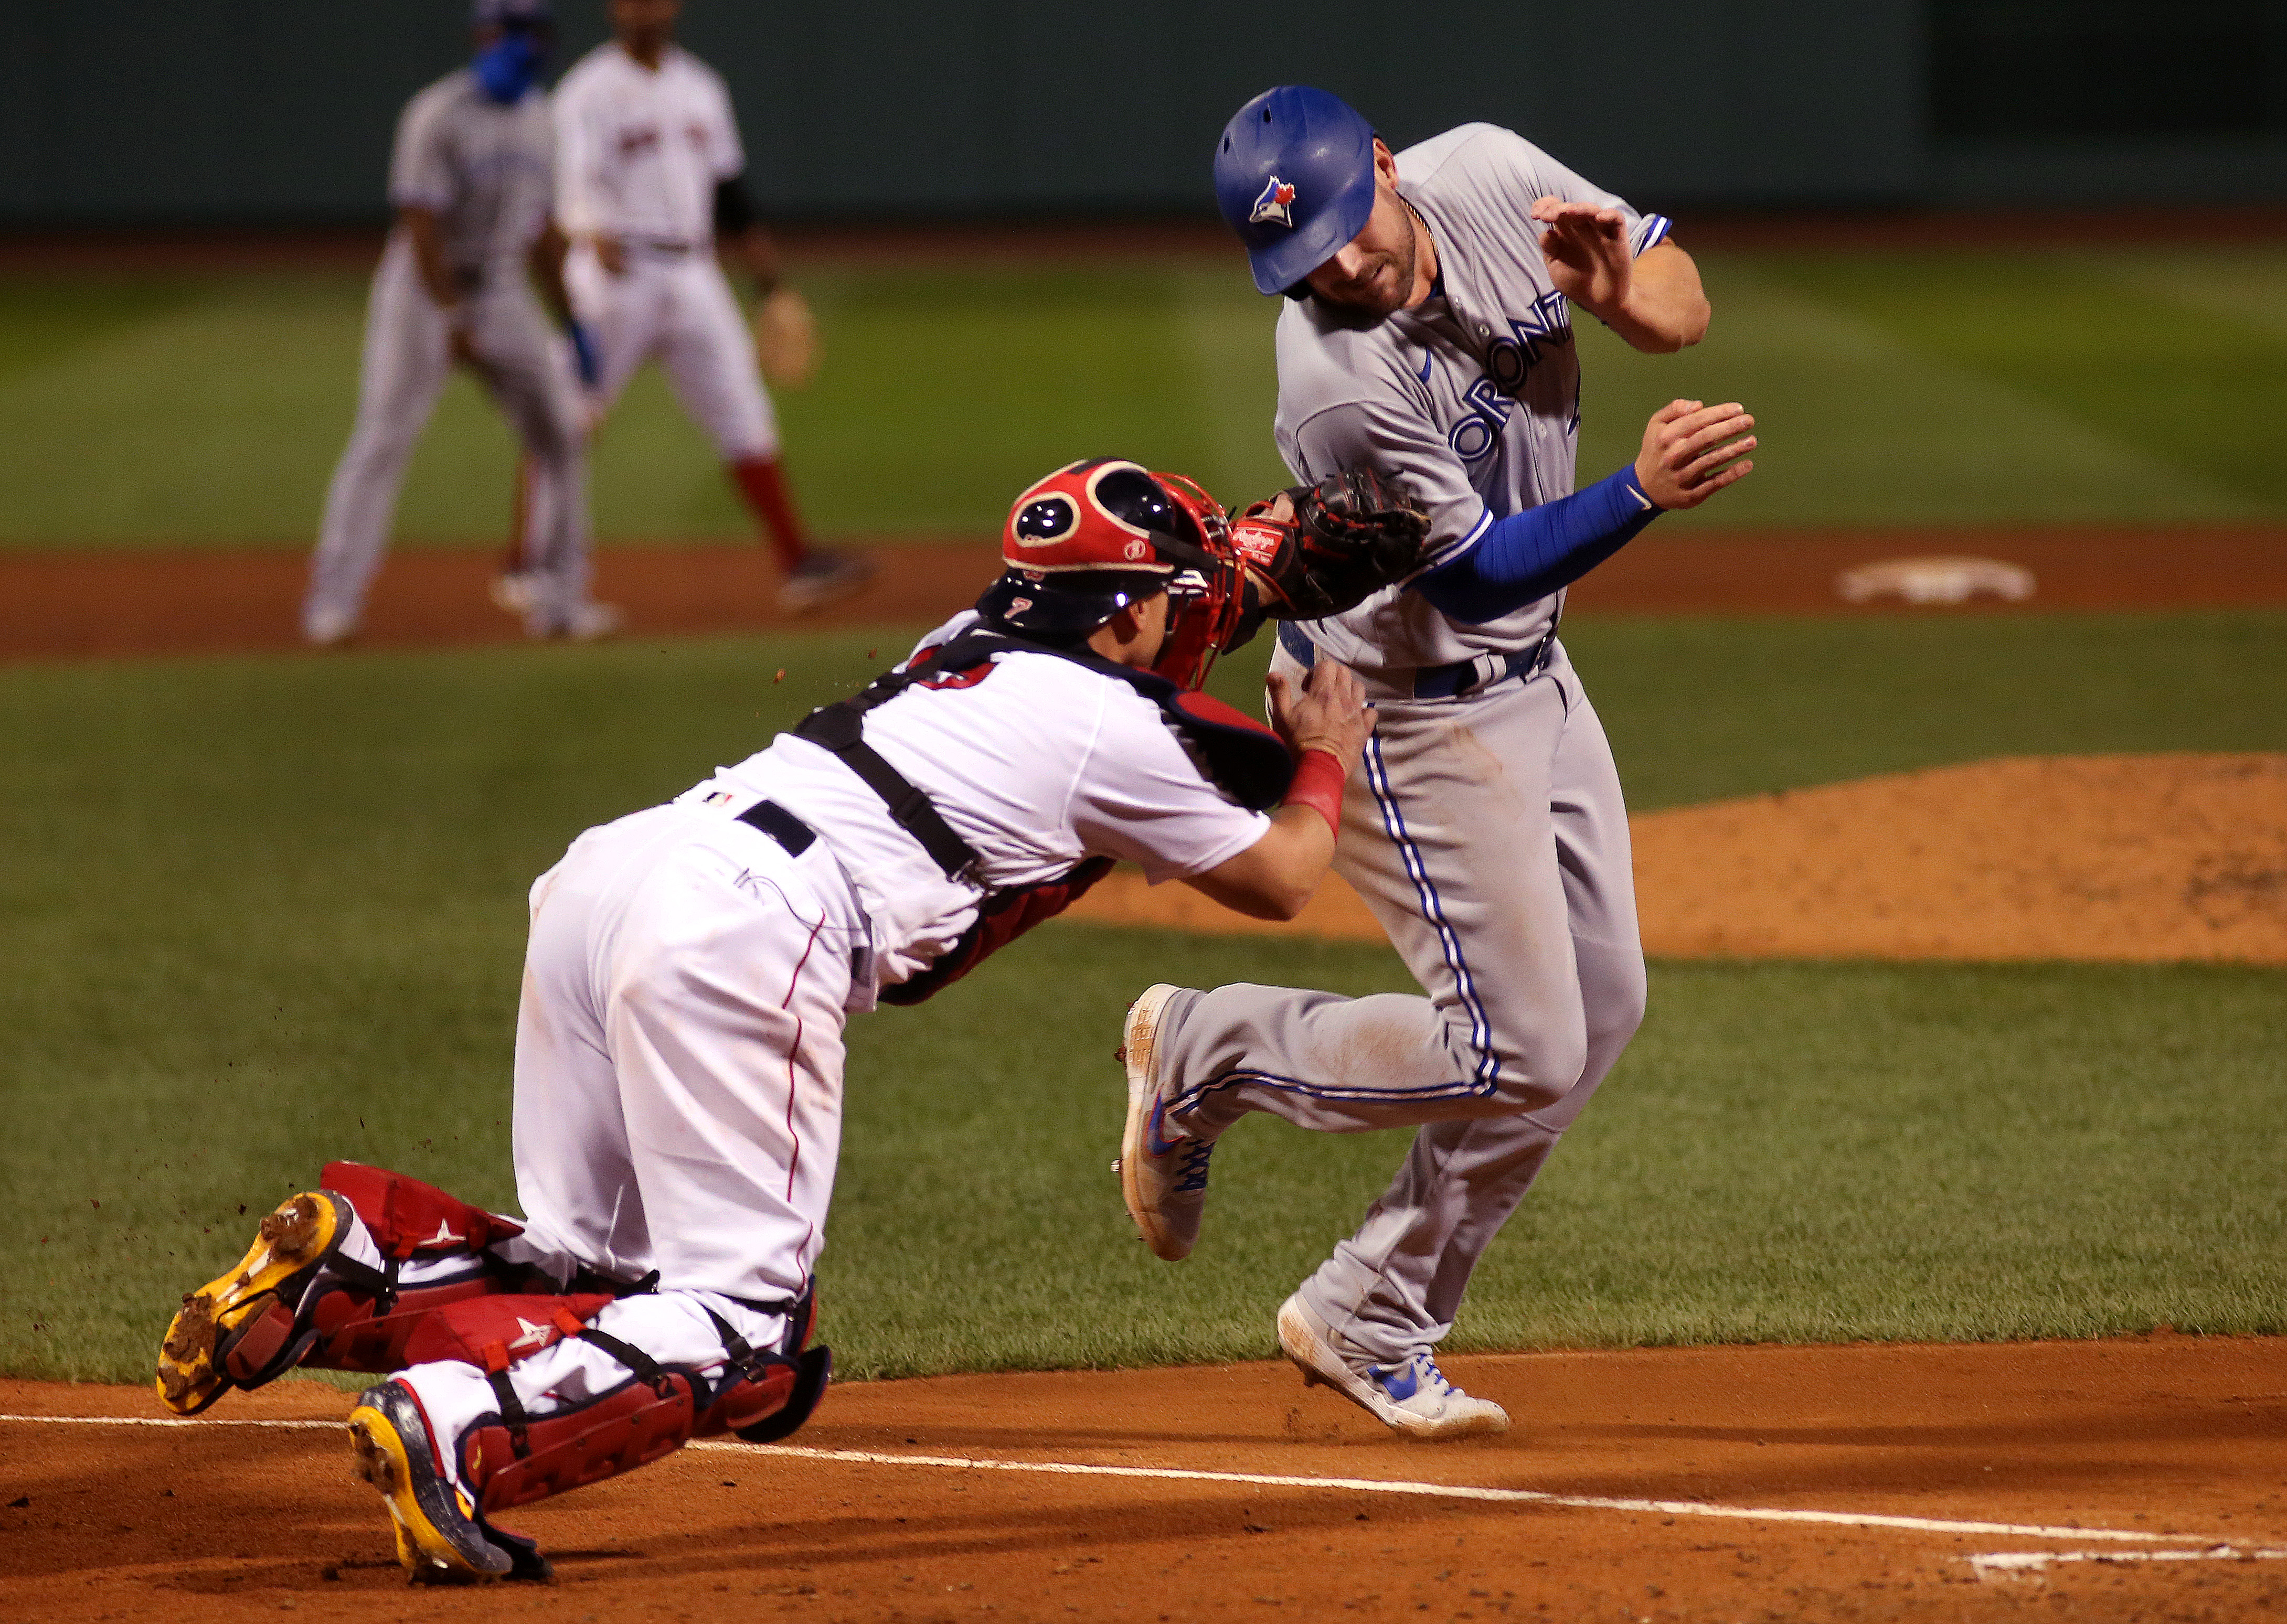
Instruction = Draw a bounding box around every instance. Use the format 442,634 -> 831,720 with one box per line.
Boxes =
792,675 -> 981,880
791,629 -> 1293,882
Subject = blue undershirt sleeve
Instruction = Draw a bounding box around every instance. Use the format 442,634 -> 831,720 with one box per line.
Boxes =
1413,464 -> 1663,624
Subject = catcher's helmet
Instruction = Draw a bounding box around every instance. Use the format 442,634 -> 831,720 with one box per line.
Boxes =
1213,86 -> 1378,296
976,460 -> 1243,690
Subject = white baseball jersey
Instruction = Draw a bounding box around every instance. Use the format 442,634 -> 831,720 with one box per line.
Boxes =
387,68 -> 557,270
552,42 -> 744,246
1274,123 -> 1671,674
680,619 -> 1270,992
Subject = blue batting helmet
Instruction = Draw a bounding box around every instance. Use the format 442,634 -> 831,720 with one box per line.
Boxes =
473,0 -> 550,25
1212,86 -> 1378,296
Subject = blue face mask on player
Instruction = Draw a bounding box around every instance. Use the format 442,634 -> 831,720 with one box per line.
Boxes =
474,28 -> 546,105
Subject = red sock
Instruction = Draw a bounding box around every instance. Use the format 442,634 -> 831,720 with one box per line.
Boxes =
503,454 -> 534,575
730,455 -> 812,572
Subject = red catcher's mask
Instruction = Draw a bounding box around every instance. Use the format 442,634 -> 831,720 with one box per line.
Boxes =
1144,469 -> 1244,690
977,460 -> 1243,691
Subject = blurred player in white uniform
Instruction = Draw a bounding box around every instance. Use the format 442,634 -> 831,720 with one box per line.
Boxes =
539,0 -> 868,613
304,0 -> 615,646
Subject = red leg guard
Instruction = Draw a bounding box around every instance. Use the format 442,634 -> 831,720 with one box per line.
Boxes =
296,1268 -> 586,1376
320,1161 -> 525,1257
450,1296 -> 826,1514
467,1372 -> 700,1513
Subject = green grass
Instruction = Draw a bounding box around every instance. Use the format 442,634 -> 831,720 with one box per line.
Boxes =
2,613 -> 2282,1383
1,243 -> 2282,548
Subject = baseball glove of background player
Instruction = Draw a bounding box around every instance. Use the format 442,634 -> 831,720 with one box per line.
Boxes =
1228,469 -> 1432,633
753,287 -> 820,389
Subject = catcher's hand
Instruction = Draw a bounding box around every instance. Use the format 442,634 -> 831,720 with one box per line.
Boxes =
753,287 -> 820,389
1229,468 -> 1432,629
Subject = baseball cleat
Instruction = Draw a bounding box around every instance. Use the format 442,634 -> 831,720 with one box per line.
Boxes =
537,600 -> 624,642
1277,1292 -> 1509,1441
156,1190 -> 351,1416
777,549 -> 875,614
348,1381 -> 529,1585
302,605 -> 358,648
488,571 -> 540,618
1118,983 -> 1214,1262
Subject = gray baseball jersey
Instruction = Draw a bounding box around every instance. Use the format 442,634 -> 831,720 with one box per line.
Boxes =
1274,123 -> 1670,674
1140,121 -> 1682,1390
389,69 -> 558,272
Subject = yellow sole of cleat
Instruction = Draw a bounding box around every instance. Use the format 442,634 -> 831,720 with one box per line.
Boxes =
154,1191 -> 342,1416
347,1402 -> 505,1585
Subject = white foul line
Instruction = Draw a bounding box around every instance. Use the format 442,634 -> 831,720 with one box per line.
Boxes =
709,1441 -> 2199,1545
1969,1546 -> 2287,1576
0,1413 -> 340,1429
0,1414 -> 2222,1550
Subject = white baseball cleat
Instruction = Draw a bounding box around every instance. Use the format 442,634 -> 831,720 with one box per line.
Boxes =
487,571 -> 539,618
558,600 -> 624,642
303,605 -> 358,648
1117,983 -> 1214,1262
1277,1292 -> 1509,1440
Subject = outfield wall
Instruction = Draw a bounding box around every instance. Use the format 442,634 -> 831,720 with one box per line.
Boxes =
0,0 -> 2281,226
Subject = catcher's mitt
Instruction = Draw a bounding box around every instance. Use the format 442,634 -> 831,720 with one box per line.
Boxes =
753,287 -> 820,389
1228,468 -> 1431,629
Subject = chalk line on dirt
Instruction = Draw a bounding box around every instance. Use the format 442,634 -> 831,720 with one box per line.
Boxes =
1968,1546 -> 2287,1576
3,1413 -> 2217,1548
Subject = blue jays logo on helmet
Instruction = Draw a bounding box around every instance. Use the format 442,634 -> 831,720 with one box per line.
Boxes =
1212,86 -> 1378,296
1250,176 -> 1299,229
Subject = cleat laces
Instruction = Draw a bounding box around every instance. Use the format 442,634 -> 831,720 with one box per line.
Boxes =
1371,1351 -> 1462,1407
1172,1137 -> 1215,1193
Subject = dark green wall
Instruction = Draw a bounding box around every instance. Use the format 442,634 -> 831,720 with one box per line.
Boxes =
0,1 -> 2278,227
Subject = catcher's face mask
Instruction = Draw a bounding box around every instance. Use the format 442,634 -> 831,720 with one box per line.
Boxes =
976,460 -> 1242,690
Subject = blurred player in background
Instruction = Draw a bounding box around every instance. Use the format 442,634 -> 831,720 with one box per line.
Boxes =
531,0 -> 869,615
304,0 -> 615,647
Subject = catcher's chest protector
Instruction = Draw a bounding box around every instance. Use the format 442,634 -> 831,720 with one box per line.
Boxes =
813,632 -> 1295,1005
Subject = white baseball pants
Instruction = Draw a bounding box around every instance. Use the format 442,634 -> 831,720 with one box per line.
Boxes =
380,799 -> 868,1492
565,244 -> 779,461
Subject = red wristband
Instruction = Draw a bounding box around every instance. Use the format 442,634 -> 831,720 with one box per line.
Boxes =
1283,748 -> 1346,838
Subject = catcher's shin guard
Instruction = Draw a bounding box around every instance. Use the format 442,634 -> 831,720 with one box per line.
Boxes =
457,1297 -> 832,1514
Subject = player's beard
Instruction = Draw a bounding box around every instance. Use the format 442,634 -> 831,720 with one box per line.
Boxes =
1309,202 -> 1421,321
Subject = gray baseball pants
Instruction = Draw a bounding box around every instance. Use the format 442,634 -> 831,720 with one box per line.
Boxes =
1153,640 -> 1647,1365
305,236 -> 590,636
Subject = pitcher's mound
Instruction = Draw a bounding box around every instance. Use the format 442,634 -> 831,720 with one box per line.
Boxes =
1066,753 -> 2287,964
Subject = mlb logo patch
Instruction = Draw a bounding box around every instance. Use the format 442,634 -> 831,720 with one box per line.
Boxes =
1250,175 -> 1298,228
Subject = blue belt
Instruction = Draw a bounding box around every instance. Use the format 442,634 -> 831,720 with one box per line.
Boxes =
1275,619 -> 1554,700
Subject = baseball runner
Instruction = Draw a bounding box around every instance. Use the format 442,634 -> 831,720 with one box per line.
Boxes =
303,0 -> 616,647
1114,87 -> 1757,1439
541,0 -> 868,614
154,457 -> 1427,1581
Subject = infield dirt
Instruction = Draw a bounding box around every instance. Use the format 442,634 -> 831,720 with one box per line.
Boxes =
3,526 -> 2284,660
6,1334 -> 2285,1622
1072,753 -> 2287,965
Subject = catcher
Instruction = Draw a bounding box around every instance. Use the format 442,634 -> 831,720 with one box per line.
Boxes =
152,458 -> 1430,1583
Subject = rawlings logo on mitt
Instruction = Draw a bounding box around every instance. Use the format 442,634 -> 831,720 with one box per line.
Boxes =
1230,469 -> 1432,634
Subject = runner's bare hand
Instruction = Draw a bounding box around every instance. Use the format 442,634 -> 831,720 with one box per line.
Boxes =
1634,399 -> 1756,510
